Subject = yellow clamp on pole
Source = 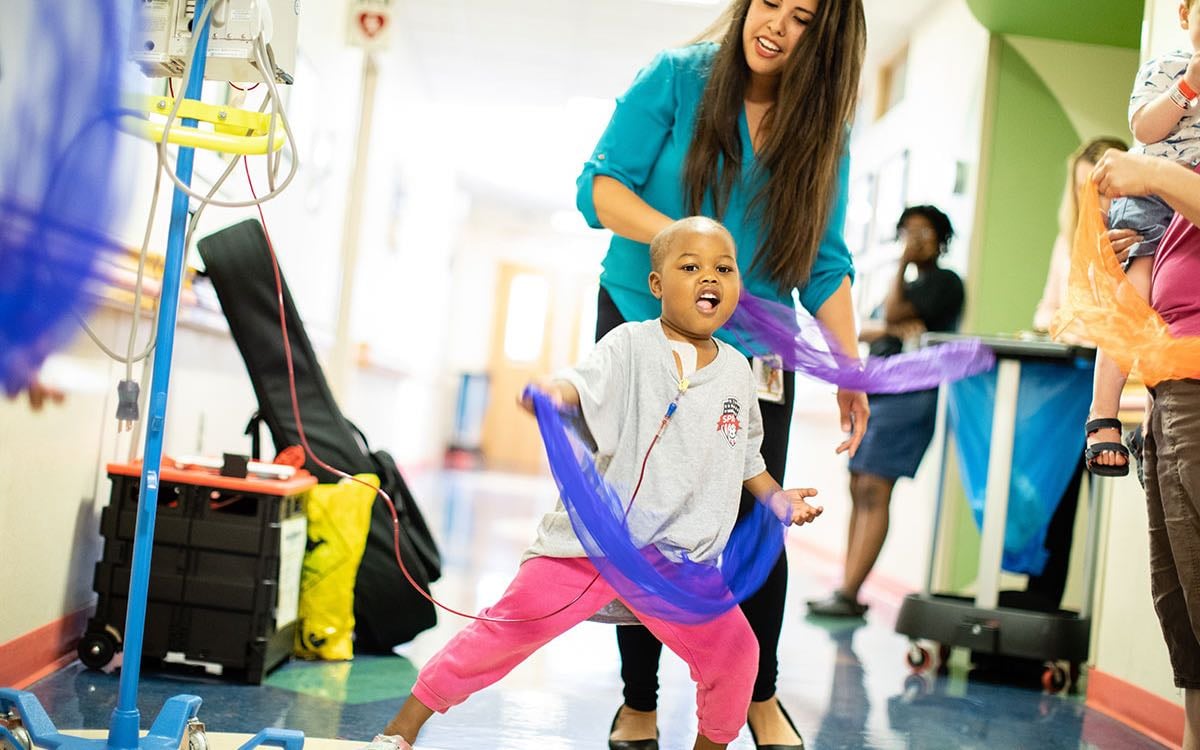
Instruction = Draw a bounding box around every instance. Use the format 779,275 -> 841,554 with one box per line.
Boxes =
121,95 -> 287,155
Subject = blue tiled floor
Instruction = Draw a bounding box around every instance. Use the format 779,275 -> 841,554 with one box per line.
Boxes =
23,471 -> 1169,749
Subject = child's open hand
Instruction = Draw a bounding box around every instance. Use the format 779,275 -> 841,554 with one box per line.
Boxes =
768,488 -> 823,526
1106,227 -> 1143,264
519,378 -> 581,416
518,378 -> 562,415
8,377 -> 65,412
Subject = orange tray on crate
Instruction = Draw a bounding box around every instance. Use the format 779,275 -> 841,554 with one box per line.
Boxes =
106,458 -> 317,496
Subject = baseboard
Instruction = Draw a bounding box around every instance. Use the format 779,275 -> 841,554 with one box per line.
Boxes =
1085,668 -> 1184,749
0,608 -> 90,689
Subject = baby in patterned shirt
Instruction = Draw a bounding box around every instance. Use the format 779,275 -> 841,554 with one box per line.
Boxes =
1086,0 -> 1200,478
1109,0 -> 1200,269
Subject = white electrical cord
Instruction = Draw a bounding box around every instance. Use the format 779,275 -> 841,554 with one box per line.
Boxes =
75,103 -> 255,381
77,0 -> 300,401
74,165 -> 164,380
153,0 -> 300,208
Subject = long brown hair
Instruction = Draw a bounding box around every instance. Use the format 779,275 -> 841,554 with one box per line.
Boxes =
683,0 -> 866,291
1058,136 -> 1127,239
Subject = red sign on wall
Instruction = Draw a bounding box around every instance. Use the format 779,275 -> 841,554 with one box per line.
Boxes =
347,0 -> 393,49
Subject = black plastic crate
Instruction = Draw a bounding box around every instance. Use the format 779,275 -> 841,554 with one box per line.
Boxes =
79,463 -> 313,684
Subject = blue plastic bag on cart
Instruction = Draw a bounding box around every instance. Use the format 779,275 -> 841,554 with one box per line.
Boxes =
947,360 -> 1093,575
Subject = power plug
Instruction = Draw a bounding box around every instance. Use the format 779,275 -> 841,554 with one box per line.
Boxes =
116,380 -> 140,432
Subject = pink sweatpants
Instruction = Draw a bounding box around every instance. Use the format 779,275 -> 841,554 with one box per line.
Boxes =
411,556 -> 758,743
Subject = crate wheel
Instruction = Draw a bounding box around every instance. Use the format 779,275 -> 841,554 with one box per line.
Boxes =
77,630 -> 119,670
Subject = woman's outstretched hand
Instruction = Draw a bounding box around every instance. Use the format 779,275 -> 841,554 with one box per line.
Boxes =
835,388 -> 869,457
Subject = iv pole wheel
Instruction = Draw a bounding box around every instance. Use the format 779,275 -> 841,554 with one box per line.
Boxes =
181,718 -> 208,750
0,712 -> 32,750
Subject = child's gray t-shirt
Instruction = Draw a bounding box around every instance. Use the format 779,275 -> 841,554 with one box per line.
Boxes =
523,319 -> 767,564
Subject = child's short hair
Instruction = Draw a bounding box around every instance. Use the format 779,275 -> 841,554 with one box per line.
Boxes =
649,217 -> 735,273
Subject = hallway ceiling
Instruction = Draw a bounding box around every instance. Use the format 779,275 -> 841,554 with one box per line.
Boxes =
390,0 -> 944,105
383,0 -> 943,211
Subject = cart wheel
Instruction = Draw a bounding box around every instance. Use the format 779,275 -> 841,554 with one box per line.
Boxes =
77,630 -> 118,670
182,719 -> 207,750
906,644 -> 932,672
1068,662 -> 1082,694
1041,663 -> 1068,693
0,722 -> 33,750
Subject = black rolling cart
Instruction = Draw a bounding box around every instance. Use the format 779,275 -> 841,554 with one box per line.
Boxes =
77,461 -> 315,684
895,334 -> 1104,692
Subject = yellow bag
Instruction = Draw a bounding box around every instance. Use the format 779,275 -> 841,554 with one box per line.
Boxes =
294,473 -> 378,660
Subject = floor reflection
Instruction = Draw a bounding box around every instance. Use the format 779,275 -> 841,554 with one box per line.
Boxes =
812,623 -> 870,749
23,470 -> 1168,749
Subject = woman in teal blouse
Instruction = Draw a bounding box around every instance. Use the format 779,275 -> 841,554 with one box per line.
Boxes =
577,1 -> 868,748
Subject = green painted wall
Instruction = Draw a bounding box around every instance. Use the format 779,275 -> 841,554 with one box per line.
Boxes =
967,37 -> 1080,337
967,0 -> 1143,48
1009,37 -> 1141,143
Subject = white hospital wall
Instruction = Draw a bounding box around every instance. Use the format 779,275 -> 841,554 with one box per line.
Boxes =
788,0 -> 990,594
0,2 -> 452,650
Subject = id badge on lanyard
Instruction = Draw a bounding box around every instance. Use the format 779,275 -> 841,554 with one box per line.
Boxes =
752,354 -> 785,404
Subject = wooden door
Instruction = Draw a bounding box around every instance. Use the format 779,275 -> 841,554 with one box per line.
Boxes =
480,263 -> 553,473
479,262 -> 600,474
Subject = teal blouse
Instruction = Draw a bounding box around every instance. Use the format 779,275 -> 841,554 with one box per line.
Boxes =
576,42 -> 854,355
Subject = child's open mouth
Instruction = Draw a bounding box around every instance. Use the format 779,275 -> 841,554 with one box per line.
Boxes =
696,291 -> 720,313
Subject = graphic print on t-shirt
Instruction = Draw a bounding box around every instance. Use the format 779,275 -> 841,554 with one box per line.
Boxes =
717,397 -> 742,446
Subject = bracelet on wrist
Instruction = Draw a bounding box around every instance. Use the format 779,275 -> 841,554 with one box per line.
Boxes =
1179,78 -> 1198,100
1170,84 -> 1194,110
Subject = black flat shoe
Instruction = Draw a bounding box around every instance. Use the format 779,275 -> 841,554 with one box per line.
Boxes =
806,591 -> 868,618
747,700 -> 805,750
608,705 -> 659,750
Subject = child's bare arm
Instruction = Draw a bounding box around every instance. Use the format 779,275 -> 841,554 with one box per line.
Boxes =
744,471 -> 823,526
743,471 -> 782,505
1131,54 -> 1200,144
518,378 -> 581,415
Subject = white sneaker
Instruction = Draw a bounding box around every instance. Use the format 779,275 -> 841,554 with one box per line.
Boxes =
362,735 -> 413,750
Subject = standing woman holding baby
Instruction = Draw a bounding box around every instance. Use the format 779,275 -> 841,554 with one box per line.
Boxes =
576,1 -> 868,747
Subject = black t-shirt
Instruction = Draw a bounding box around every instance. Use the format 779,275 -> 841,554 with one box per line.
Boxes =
869,266 -> 965,358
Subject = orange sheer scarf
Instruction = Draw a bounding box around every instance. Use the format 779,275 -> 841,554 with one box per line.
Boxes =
1051,183 -> 1200,386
